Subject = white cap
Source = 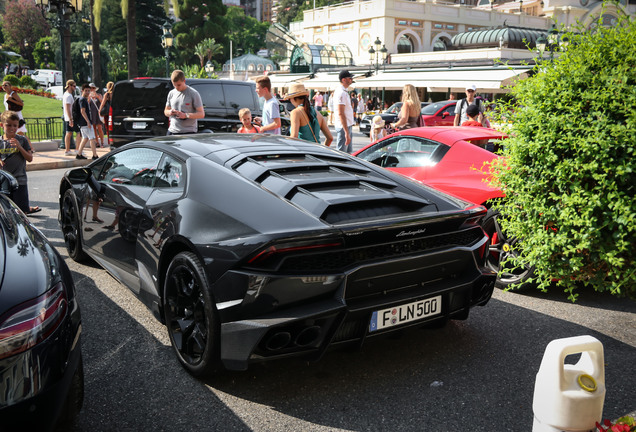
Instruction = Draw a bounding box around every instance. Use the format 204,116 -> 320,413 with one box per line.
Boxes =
466,84 -> 477,91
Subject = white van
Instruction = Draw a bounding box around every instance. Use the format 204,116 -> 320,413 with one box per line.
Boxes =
32,69 -> 63,87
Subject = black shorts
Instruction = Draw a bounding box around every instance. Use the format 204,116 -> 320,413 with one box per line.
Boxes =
64,120 -> 79,133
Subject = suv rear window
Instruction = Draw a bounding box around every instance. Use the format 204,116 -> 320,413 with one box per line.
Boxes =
112,80 -> 171,111
223,83 -> 258,111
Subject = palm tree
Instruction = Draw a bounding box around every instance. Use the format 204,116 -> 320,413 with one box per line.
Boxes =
194,39 -> 223,68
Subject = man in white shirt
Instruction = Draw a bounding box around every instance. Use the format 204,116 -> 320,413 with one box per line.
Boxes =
454,84 -> 484,126
254,76 -> 281,135
62,80 -> 77,156
334,70 -> 355,153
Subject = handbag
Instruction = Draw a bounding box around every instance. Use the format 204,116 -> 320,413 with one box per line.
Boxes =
6,92 -> 22,112
299,107 -> 319,144
100,99 -> 110,117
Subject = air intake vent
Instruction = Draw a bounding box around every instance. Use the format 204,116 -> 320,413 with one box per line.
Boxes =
232,152 -> 433,224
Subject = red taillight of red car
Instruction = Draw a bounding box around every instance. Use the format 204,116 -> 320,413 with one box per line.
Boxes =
248,240 -> 343,265
0,283 -> 68,360
108,105 -> 113,133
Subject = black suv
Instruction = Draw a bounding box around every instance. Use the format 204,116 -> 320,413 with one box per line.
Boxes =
109,78 -> 281,146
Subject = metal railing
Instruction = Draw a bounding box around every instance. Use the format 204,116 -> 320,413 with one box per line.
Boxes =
23,117 -> 65,142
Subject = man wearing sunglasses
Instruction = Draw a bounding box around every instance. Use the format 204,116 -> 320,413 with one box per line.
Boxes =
454,84 -> 484,127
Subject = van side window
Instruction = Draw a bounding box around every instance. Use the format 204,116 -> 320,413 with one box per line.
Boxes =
193,84 -> 225,109
223,84 -> 258,112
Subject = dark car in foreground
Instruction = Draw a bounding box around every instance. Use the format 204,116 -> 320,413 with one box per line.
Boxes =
58,133 -> 495,377
0,171 -> 83,431
360,102 -> 430,136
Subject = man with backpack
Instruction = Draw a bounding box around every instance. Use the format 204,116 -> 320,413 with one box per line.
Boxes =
454,84 -> 484,126
74,84 -> 99,160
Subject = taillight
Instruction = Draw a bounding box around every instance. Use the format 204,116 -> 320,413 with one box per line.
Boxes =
0,283 -> 68,360
108,105 -> 113,132
248,240 -> 343,265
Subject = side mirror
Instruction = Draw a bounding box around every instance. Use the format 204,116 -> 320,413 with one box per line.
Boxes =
0,170 -> 18,194
67,167 -> 104,197
442,112 -> 449,118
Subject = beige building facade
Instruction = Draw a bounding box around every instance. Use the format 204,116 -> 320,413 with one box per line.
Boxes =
289,0 -> 633,68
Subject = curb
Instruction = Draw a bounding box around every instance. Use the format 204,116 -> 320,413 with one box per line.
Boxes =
27,157 -> 91,172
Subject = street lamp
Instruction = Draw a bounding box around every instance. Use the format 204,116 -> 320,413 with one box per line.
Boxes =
161,21 -> 173,78
34,0 -> 83,82
205,60 -> 214,78
536,25 -> 567,61
368,37 -> 388,109
43,41 -> 49,66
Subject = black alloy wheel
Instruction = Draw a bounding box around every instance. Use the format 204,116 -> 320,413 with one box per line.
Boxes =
61,189 -> 88,262
482,209 -> 535,289
163,252 -> 220,377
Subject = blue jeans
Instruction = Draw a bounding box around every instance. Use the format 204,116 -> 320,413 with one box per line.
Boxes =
336,125 -> 353,153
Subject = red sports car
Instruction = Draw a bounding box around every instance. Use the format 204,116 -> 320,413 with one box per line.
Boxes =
354,126 -> 532,288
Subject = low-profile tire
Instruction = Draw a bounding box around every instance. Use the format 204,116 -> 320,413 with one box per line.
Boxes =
60,189 -> 88,262
482,209 -> 535,289
56,355 -> 84,428
163,252 -> 220,377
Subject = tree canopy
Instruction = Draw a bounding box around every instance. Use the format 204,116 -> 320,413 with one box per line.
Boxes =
489,12 -> 636,300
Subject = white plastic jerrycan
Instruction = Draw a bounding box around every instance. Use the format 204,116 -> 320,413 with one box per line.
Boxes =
532,335 -> 606,432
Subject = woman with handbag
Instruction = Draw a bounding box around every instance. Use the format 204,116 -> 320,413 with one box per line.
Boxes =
286,83 -> 333,147
99,81 -> 114,144
2,82 -> 27,135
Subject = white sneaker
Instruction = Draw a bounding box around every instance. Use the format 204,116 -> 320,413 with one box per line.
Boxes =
65,150 -> 77,156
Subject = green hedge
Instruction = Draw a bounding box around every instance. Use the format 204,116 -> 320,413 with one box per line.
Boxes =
489,11 -> 636,300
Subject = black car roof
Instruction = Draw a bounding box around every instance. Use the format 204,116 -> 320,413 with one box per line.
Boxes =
120,134 -> 470,225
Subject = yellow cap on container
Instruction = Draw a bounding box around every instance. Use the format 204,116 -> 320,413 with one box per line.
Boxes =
577,374 -> 597,392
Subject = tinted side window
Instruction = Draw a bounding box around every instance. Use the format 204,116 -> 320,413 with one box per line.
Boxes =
194,83 -> 225,109
223,84 -> 258,113
357,137 -> 447,168
99,148 -> 163,187
443,104 -> 456,116
154,154 -> 185,189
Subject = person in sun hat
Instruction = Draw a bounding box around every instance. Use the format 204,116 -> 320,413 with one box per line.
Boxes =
284,83 -> 333,146
333,69 -> 355,153
370,115 -> 386,142
454,84 -> 484,126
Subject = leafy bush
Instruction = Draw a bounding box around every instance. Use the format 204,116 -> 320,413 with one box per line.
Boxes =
19,75 -> 38,89
489,13 -> 635,301
3,74 -> 20,86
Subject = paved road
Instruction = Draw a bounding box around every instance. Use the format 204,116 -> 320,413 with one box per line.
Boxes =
25,167 -> 636,432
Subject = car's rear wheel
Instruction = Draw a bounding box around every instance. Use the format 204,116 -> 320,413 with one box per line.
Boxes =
163,252 -> 220,377
482,209 -> 535,289
56,355 -> 84,428
60,189 -> 88,262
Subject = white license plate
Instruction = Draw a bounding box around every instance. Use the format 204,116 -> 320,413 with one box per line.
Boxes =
369,295 -> 442,332
132,122 -> 147,129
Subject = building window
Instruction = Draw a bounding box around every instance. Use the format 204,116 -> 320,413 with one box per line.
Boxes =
257,64 -> 264,71
398,19 -> 408,25
361,21 -> 371,27
434,23 -> 443,29
446,24 -> 455,30
411,21 -> 421,27
397,34 -> 414,54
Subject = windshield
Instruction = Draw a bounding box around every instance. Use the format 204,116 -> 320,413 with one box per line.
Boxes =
421,101 -> 451,115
